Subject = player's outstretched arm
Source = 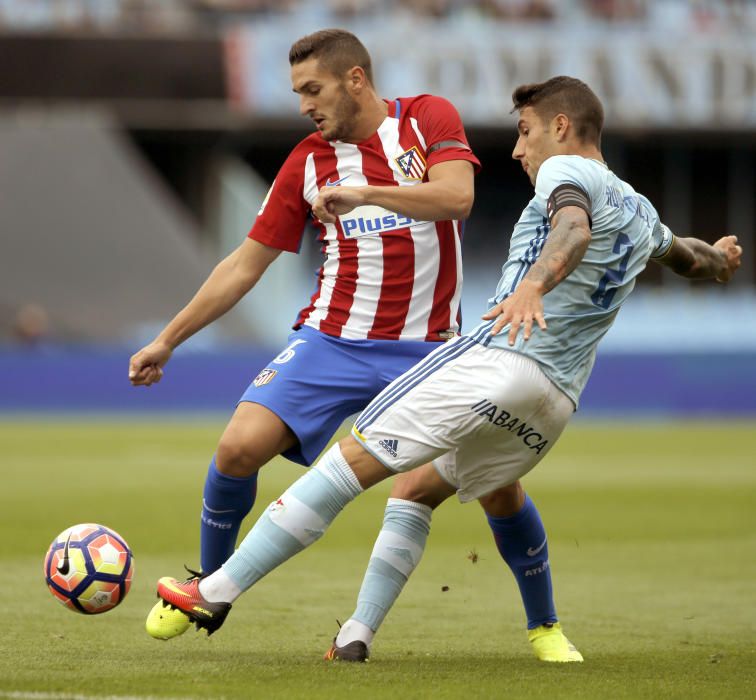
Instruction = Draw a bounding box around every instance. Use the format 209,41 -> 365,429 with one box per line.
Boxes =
312,160 -> 474,224
654,234 -> 742,282
128,239 -> 281,387
484,205 -> 591,346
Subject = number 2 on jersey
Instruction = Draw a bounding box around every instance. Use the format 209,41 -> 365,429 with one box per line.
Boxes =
591,232 -> 634,309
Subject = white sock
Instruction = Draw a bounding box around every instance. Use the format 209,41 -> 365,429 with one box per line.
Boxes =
335,618 -> 375,648
198,568 -> 243,604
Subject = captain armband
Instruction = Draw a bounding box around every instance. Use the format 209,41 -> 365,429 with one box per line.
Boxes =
426,139 -> 471,155
650,223 -> 676,260
546,183 -> 592,228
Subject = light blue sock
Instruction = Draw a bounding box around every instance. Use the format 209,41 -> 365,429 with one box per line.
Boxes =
222,444 -> 362,591
349,498 -> 432,635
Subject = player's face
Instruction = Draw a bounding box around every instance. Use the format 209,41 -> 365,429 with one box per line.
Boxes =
291,58 -> 361,142
512,106 -> 558,186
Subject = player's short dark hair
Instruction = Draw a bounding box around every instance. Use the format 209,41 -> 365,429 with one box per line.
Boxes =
289,29 -> 373,84
512,76 -> 604,146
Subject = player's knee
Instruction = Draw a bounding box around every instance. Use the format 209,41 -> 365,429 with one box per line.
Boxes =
390,470 -> 452,510
478,481 -> 524,517
391,483 -> 441,509
216,434 -> 265,478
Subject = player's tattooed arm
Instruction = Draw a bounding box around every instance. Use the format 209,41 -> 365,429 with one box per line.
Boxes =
484,205 -> 591,346
655,235 -> 741,283
522,206 -> 592,292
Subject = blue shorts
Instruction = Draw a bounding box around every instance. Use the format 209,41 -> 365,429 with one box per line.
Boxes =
239,325 -> 442,466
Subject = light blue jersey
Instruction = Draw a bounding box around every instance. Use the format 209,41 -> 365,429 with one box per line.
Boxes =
466,155 -> 674,407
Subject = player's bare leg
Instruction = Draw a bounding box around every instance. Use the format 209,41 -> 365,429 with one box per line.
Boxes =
338,437 -> 404,488
390,464 -> 457,509
215,402 -> 298,478
477,481 -> 524,516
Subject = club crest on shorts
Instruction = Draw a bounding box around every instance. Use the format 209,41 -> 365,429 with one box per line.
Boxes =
395,146 -> 426,180
253,368 -> 277,387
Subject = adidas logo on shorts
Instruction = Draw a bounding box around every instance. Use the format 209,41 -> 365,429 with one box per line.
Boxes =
378,439 -> 399,458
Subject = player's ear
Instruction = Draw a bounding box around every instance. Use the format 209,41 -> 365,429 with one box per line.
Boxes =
553,114 -> 570,142
347,66 -> 367,93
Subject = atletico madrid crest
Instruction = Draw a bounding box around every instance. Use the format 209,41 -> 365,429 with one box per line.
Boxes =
395,146 -> 426,180
253,368 -> 277,387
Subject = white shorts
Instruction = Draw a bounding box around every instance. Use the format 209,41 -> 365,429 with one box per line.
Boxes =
352,337 -> 574,502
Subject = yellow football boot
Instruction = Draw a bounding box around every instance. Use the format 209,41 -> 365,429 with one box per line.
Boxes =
528,622 -> 584,662
145,599 -> 192,640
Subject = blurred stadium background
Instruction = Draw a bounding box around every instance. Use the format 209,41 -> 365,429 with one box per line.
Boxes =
1,0 -> 755,416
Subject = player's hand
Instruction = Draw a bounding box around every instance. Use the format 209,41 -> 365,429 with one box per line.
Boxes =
713,235 -> 742,283
482,279 -> 547,346
313,186 -> 367,224
128,341 -> 172,386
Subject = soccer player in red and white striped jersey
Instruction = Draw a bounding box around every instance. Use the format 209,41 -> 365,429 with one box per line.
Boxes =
133,29 -> 561,649
251,91 -> 477,342
130,28 -> 479,555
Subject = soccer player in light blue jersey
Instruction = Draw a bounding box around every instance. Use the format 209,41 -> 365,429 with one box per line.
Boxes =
150,76 -> 741,663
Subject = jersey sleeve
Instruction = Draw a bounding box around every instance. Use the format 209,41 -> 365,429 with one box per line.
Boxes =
247,146 -> 310,253
414,95 -> 481,173
534,156 -> 602,223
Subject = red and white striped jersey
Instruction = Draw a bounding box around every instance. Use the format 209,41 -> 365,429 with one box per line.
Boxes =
248,94 -> 480,342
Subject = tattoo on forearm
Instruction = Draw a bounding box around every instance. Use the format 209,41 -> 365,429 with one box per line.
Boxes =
668,238 -> 725,279
526,223 -> 589,292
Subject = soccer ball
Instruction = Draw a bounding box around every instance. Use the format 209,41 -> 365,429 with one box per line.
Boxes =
44,523 -> 134,614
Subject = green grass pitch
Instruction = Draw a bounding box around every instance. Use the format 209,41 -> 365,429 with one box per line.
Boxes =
0,419 -> 754,699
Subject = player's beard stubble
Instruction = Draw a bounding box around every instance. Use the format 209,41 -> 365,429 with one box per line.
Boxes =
320,85 -> 361,142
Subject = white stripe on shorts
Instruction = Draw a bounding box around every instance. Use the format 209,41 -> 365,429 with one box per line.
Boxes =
355,335 -> 477,432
